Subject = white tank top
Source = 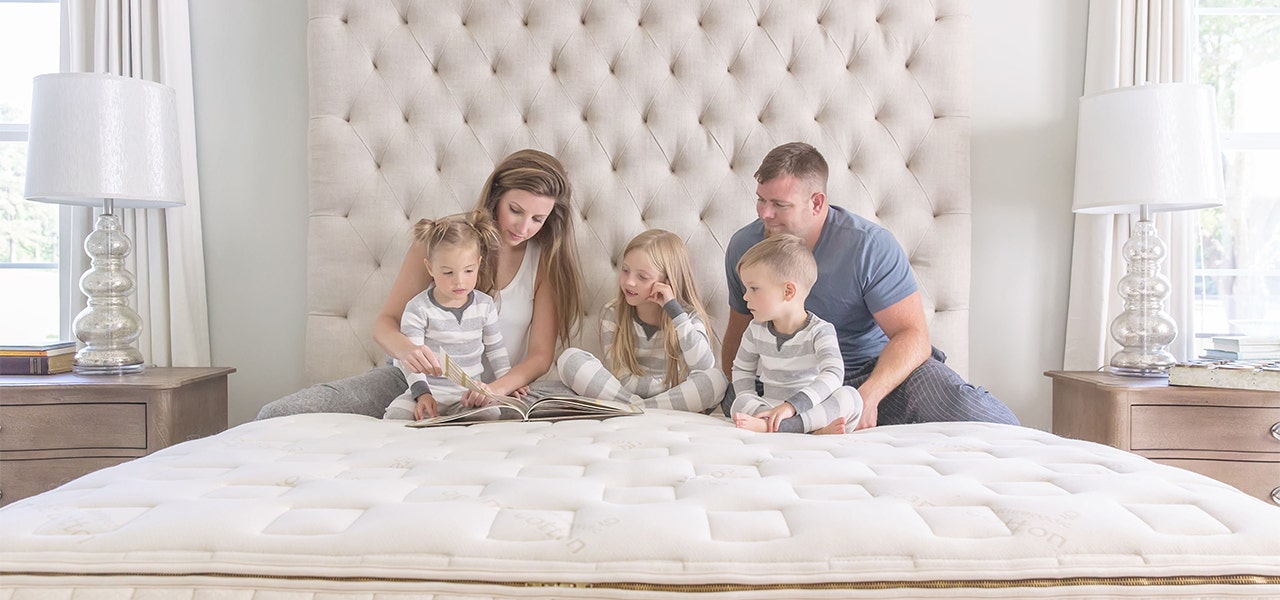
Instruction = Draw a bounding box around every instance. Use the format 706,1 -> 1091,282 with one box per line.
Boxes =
494,240 -> 540,368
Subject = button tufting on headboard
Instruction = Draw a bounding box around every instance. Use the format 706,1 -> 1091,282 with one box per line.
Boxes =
307,0 -> 972,384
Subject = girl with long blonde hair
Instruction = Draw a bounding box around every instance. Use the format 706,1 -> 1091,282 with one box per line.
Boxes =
556,229 -> 727,412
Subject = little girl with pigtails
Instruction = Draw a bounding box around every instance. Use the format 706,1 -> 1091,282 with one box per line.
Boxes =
383,211 -> 512,421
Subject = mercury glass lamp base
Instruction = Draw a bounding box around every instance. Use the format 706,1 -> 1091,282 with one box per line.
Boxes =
1108,364 -> 1170,378
71,205 -> 148,376
74,361 -> 146,375
1106,212 -> 1179,379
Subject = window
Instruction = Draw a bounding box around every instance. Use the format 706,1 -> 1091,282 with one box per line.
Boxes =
1193,0 -> 1280,347
0,0 -> 60,343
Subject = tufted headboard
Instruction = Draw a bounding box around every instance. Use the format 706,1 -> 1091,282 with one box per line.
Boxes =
306,0 -> 972,384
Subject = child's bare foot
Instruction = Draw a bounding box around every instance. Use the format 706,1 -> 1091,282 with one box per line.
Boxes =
813,417 -> 846,435
734,412 -> 768,433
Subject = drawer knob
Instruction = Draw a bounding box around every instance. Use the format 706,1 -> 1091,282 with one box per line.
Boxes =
1272,422 -> 1280,442
1273,487 -> 1280,506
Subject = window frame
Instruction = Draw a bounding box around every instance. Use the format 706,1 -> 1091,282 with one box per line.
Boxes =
0,123 -> 26,142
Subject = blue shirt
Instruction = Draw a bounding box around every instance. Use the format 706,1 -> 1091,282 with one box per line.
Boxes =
725,205 -> 917,372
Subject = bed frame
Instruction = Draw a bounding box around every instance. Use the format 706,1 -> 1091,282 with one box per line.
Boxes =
306,0 -> 974,382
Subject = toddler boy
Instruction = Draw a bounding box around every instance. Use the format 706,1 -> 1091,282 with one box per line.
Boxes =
731,234 -> 862,434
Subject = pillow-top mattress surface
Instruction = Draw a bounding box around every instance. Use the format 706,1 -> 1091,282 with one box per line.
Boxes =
2,411 -> 1279,596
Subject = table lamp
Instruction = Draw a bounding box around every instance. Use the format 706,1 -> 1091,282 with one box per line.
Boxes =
1072,83 -> 1225,377
24,73 -> 184,375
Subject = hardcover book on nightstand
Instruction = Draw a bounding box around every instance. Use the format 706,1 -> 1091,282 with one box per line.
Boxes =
1168,360 -> 1280,392
0,341 -> 76,375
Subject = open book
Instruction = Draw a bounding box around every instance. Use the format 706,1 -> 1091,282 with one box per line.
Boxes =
407,353 -> 643,427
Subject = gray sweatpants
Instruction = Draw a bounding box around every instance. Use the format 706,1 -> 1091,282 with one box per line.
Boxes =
256,367 -> 407,420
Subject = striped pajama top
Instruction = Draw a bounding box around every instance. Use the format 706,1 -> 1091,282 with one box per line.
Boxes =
731,312 -> 844,413
396,286 -> 511,404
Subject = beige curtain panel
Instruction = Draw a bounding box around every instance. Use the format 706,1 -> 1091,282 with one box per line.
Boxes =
62,0 -> 210,367
1064,0 -> 1198,370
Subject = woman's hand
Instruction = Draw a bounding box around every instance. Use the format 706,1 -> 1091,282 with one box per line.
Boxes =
396,344 -> 442,376
461,382 -> 497,408
647,281 -> 674,306
413,393 -> 439,420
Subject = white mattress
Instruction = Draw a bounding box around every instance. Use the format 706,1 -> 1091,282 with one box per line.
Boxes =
3,411 -> 1279,599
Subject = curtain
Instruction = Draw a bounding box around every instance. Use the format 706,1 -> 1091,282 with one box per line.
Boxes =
1063,0 -> 1198,370
61,0 -> 210,367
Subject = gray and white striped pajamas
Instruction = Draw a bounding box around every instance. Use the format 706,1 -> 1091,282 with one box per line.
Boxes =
556,300 -> 728,412
730,313 -> 862,433
383,287 -> 511,420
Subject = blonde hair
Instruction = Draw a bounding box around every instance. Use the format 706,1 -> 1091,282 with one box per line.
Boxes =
607,229 -> 713,389
476,149 -> 582,345
736,234 -> 818,289
412,210 -> 501,294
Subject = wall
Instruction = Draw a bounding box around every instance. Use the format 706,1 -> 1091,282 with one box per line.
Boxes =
191,0 -> 1088,430
970,0 -> 1088,430
190,0 -> 309,426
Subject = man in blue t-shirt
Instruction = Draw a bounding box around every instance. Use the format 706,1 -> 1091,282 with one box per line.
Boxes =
722,142 -> 1018,429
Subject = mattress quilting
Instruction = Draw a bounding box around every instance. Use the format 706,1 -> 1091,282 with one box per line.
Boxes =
2,411 -> 1279,597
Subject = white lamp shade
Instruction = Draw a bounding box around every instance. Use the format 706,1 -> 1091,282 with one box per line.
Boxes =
1072,83 -> 1225,214
24,72 -> 184,209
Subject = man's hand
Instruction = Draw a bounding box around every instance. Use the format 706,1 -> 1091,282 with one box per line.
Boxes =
396,344 -> 442,376
855,399 -> 879,431
413,393 -> 438,420
760,402 -> 796,432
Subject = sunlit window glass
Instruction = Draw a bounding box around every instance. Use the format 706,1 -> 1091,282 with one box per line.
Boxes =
1193,4 -> 1280,347
0,0 -> 61,343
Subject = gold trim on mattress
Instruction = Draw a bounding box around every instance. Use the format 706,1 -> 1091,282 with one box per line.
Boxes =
6,572 -> 1280,592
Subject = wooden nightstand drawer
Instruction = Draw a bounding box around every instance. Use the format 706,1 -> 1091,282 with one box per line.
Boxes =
0,367 -> 233,506
1155,457 -> 1280,506
0,457 -> 133,504
1130,405 -> 1280,453
0,403 -> 147,451
1049,370 -> 1280,504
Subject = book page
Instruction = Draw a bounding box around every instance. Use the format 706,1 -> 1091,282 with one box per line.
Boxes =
407,353 -> 644,426
523,393 -> 643,420
408,403 -> 521,427
441,353 -> 531,415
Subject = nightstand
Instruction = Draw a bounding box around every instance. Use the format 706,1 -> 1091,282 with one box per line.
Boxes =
1046,370 -> 1280,505
0,366 -> 234,506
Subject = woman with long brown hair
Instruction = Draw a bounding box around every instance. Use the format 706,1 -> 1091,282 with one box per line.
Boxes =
258,149 -> 583,418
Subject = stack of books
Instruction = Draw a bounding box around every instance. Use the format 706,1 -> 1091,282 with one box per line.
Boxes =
1172,335 -> 1280,391
0,341 -> 76,375
1201,336 -> 1280,362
